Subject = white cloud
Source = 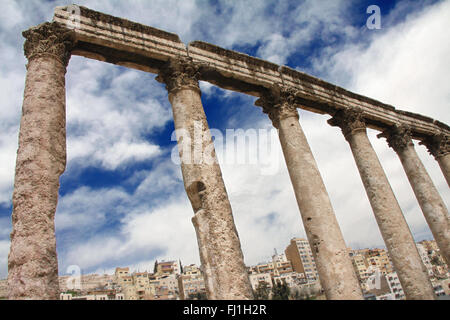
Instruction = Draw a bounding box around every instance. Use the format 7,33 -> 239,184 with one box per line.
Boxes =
56,186 -> 130,232
64,57 -> 171,171
0,1 -> 25,29
61,195 -> 198,271
318,1 -> 450,124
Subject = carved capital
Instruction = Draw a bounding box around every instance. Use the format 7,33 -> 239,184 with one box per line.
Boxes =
327,109 -> 366,141
378,125 -> 414,153
420,133 -> 450,159
23,22 -> 75,68
156,57 -> 201,94
255,85 -> 298,128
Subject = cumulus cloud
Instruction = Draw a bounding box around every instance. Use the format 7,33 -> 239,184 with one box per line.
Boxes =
65,57 -> 171,171
315,1 -> 450,124
60,195 -> 197,272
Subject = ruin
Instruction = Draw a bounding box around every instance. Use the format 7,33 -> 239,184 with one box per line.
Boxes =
8,5 -> 449,300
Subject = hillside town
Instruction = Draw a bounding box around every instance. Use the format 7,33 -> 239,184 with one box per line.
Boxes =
0,238 -> 448,300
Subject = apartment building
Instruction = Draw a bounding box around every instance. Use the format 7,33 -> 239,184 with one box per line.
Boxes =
178,265 -> 206,300
155,260 -> 181,276
249,273 -> 273,291
285,238 -> 319,281
417,243 -> 435,277
386,272 -> 405,300
351,253 -> 370,281
60,292 -> 125,300
365,249 -> 394,275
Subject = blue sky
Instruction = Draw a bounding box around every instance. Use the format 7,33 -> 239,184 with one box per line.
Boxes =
0,0 -> 449,278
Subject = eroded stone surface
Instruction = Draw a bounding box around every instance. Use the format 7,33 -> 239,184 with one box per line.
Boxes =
257,87 -> 364,300
380,126 -> 450,268
8,22 -> 73,300
330,114 -> 436,300
157,57 -> 253,300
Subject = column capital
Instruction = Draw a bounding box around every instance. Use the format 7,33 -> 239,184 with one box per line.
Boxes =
23,22 -> 75,68
327,108 -> 366,141
255,85 -> 299,128
420,133 -> 450,159
378,124 -> 414,153
156,57 -> 201,95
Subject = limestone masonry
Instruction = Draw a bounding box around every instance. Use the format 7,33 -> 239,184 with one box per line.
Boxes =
7,5 -> 450,300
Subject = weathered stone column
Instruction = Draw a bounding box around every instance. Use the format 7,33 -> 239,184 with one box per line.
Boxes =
8,22 -> 74,300
256,86 -> 363,300
379,126 -> 450,267
420,134 -> 450,187
328,110 -> 436,300
157,57 -> 253,300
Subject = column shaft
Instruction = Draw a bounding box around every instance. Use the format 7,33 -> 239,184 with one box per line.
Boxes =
383,127 -> 450,267
438,154 -> 450,186
257,88 -> 363,300
158,58 -> 253,300
279,118 -> 363,300
329,112 -> 436,300
8,22 -> 73,300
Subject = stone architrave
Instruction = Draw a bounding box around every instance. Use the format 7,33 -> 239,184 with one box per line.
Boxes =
157,57 -> 253,300
420,134 -> 450,187
328,110 -> 436,300
256,86 -> 363,300
379,126 -> 450,267
8,22 -> 74,300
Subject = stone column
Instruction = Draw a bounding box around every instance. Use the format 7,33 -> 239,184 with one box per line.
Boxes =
420,134 -> 450,187
379,126 -> 450,267
8,22 -> 74,300
328,110 -> 436,300
256,86 -> 363,300
157,57 -> 253,300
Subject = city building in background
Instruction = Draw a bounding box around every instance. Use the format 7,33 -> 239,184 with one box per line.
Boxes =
1,238 -> 446,300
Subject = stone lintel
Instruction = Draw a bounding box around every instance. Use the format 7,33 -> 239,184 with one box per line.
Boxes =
53,5 -> 188,65
188,41 -> 283,95
49,5 -> 449,143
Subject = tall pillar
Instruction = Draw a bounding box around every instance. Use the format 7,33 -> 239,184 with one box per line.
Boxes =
8,22 -> 74,300
256,86 -> 363,300
420,134 -> 450,187
328,110 -> 436,300
157,57 -> 253,300
379,126 -> 450,267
